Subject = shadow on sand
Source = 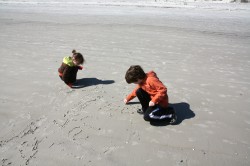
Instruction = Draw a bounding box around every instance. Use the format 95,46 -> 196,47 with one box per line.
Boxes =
126,101 -> 141,105
150,102 -> 195,126
72,77 -> 115,89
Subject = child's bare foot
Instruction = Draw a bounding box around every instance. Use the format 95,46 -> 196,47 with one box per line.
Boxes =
67,83 -> 73,88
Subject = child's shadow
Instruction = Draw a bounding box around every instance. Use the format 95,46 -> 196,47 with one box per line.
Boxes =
150,102 -> 195,126
72,77 -> 115,89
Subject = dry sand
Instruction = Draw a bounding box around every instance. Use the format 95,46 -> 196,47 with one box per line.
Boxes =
0,1 -> 250,166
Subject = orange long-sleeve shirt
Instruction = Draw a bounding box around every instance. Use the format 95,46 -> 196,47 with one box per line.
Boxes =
126,71 -> 169,108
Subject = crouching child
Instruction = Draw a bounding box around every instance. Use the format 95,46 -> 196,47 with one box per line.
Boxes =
58,50 -> 85,88
124,65 -> 176,124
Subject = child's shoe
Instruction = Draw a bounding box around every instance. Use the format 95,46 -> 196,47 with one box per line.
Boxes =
169,111 -> 177,125
137,107 -> 146,114
137,109 -> 144,114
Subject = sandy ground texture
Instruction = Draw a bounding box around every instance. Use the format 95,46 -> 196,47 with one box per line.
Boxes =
0,2 -> 250,166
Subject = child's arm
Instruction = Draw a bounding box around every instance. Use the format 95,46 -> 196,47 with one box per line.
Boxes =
78,66 -> 83,70
149,78 -> 167,105
125,85 -> 139,103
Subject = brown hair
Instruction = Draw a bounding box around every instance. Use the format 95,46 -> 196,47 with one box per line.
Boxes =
72,49 -> 85,64
125,65 -> 146,84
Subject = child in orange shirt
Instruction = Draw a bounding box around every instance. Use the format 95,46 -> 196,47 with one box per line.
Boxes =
58,50 -> 85,88
124,65 -> 176,124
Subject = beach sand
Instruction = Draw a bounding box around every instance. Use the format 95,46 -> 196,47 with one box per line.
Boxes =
0,1 -> 250,166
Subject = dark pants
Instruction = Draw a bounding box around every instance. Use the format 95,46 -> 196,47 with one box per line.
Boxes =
136,88 -> 173,121
59,75 -> 73,87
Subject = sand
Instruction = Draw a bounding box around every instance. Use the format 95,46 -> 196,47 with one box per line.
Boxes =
0,1 -> 250,166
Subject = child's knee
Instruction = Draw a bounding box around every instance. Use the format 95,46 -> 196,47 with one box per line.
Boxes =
136,88 -> 143,96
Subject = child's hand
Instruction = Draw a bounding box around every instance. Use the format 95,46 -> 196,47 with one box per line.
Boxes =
124,99 -> 128,104
78,66 -> 83,70
149,101 -> 155,107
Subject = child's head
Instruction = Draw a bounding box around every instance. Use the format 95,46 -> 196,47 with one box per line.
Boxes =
72,50 -> 84,65
125,65 -> 146,84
